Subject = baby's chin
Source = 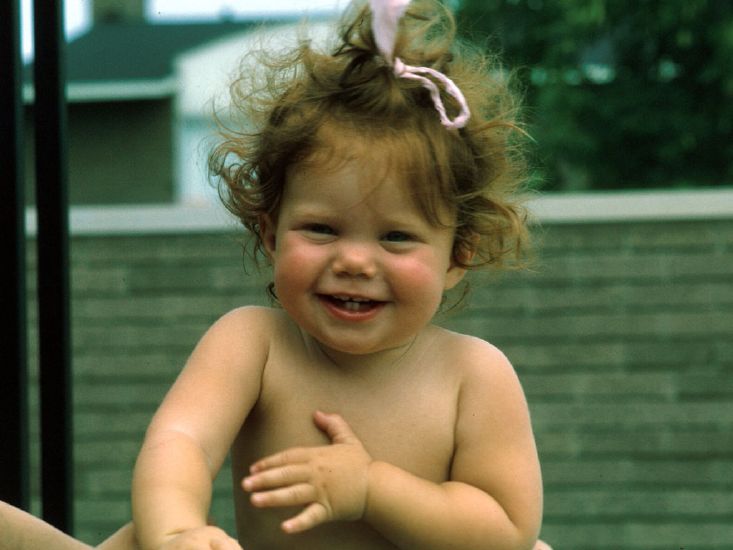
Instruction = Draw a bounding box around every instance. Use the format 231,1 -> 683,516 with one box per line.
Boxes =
310,332 -> 421,366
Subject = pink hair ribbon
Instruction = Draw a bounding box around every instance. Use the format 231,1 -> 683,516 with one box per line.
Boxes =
368,0 -> 470,129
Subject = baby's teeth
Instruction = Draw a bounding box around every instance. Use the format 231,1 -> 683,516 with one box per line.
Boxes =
334,295 -> 369,303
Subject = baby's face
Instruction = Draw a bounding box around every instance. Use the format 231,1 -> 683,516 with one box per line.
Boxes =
260,147 -> 466,358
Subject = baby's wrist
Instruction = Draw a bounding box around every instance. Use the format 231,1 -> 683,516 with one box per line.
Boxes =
142,523 -> 207,550
363,459 -> 393,523
155,525 -> 221,550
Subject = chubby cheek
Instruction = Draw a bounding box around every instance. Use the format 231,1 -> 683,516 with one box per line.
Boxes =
271,238 -> 321,300
389,254 -> 448,312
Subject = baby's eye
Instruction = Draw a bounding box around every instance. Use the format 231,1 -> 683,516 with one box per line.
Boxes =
382,231 -> 413,243
303,223 -> 335,235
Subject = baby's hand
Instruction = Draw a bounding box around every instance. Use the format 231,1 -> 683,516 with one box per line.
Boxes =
243,410 -> 372,534
158,525 -> 242,549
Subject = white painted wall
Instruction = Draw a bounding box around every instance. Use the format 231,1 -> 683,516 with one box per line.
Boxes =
173,20 -> 335,204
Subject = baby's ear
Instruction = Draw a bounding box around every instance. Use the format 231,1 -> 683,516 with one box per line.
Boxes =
444,233 -> 478,290
259,215 -> 277,258
444,263 -> 467,290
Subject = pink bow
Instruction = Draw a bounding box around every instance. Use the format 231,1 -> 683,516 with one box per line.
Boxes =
369,0 -> 409,64
368,0 -> 470,129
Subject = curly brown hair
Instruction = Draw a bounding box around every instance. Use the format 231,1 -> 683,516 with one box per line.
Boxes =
209,0 -> 532,276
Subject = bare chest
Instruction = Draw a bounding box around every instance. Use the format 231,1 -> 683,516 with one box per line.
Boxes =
239,348 -> 459,474
229,345 -> 461,549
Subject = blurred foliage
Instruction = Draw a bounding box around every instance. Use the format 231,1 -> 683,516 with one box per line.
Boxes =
456,0 -> 733,191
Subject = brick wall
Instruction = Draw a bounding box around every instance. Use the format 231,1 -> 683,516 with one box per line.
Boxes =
447,219 -> 733,548
25,209 -> 733,548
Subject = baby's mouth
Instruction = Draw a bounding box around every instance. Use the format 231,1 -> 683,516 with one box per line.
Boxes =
321,294 -> 381,312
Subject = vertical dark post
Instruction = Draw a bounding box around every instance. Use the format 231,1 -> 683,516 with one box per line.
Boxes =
0,0 -> 29,510
33,0 -> 74,532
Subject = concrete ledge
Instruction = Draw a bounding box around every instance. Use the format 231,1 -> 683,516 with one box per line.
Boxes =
532,187 -> 733,224
25,202 -> 239,237
24,188 -> 733,236
23,78 -> 178,104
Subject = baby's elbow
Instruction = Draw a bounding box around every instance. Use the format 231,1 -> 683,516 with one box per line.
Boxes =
466,513 -> 539,550
511,516 -> 543,550
494,505 -> 541,550
506,489 -> 543,550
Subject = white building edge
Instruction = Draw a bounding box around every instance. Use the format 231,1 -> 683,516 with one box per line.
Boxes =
174,19 -> 336,205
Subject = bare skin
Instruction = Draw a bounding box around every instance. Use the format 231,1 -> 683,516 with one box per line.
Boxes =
0,501 -> 137,550
130,305 -> 542,550
0,307 -> 551,550
1,495 -> 553,550
230,310 -> 542,549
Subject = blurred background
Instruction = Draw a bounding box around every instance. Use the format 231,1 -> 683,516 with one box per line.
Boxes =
21,0 -> 733,199
15,1 -> 733,549
458,0 -> 733,192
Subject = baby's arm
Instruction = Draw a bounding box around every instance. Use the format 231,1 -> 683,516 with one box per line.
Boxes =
363,343 -> 542,549
244,340 -> 542,549
132,307 -> 270,550
0,500 -> 92,550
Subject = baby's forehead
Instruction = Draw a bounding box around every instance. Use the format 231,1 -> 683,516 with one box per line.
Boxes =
287,147 -> 412,203
299,122 -> 427,180
288,145 -> 455,227
306,124 -> 392,163
280,118 -> 457,221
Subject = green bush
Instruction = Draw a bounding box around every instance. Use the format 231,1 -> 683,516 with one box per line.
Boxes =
457,0 -> 733,191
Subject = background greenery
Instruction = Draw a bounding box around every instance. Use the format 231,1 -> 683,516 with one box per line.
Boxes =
456,0 -> 733,191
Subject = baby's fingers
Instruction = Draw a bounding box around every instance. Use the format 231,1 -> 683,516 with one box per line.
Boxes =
281,502 -> 329,534
249,483 -> 317,509
249,447 -> 310,474
243,463 -> 310,492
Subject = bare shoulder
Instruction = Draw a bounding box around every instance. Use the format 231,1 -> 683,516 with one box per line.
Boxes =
442,329 -> 543,539
424,326 -> 528,427
148,306 -> 287,453
209,304 -> 281,336
194,305 -> 287,357
432,328 -> 518,388
443,330 -> 529,430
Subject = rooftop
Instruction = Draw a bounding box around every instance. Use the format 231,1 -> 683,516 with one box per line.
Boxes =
23,17 -> 303,101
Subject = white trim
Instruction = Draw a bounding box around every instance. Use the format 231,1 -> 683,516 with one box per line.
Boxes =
24,188 -> 733,237
531,188 -> 733,224
23,78 -> 177,103
25,202 -> 239,237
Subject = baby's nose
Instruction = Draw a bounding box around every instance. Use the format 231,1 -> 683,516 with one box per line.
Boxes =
331,242 -> 378,278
